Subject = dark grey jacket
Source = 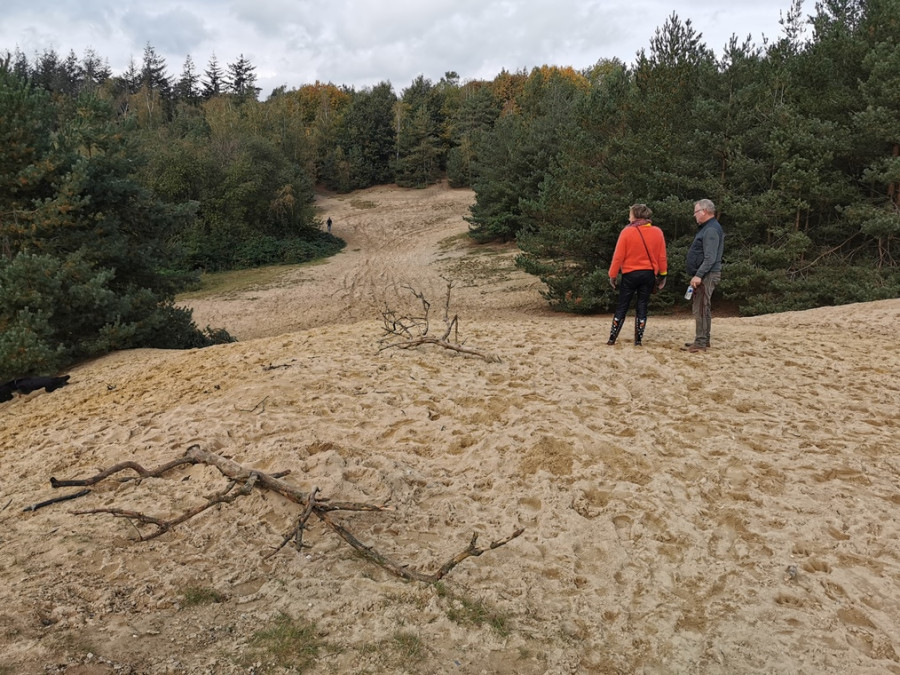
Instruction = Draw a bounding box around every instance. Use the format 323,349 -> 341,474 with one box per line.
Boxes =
686,217 -> 724,278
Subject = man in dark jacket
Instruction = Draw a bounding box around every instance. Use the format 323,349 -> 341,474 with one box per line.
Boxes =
682,199 -> 724,352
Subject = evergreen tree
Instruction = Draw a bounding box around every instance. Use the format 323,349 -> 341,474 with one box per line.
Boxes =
393,75 -> 445,187
0,63 -> 225,377
845,0 -> 900,267
121,57 -> 141,95
136,43 -> 172,124
81,48 -> 111,93
0,62 -> 58,255
10,49 -> 29,81
467,67 -> 585,242
140,43 -> 172,97
446,83 -> 501,188
335,82 -> 397,189
515,63 -> 635,310
175,54 -> 201,104
466,111 -> 533,242
225,54 -> 260,100
60,49 -> 83,96
202,54 -> 224,99
629,14 -> 719,200
31,48 -> 74,93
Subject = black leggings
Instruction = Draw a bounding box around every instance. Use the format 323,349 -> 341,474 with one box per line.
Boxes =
614,269 -> 655,323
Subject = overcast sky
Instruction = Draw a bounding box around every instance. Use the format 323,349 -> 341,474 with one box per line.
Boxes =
3,0 -> 801,96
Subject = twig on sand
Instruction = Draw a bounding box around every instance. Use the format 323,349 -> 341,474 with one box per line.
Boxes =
48,445 -> 523,583
22,489 -> 91,512
235,396 -> 269,413
379,279 -> 501,363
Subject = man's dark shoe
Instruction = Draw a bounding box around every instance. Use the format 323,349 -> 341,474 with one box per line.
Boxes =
687,344 -> 708,353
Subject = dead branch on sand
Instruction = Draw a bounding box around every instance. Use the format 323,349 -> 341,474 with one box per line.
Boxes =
49,445 -> 523,583
379,279 -> 501,363
23,489 -> 91,512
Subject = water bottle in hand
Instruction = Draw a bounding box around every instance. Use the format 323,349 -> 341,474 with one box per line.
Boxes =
684,286 -> 694,300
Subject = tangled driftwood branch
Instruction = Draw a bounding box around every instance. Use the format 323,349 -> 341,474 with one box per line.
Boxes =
379,279 -> 501,363
49,445 -> 523,583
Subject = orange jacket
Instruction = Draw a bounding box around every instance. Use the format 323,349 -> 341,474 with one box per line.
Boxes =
608,221 -> 668,277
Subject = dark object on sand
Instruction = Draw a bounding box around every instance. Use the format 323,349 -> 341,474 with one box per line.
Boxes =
0,375 -> 71,402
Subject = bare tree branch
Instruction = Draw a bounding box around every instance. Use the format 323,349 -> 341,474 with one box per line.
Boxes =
50,457 -> 200,488
23,489 -> 91,512
75,474 -> 259,541
379,279 -> 500,363
48,446 -> 522,583
264,486 -> 320,560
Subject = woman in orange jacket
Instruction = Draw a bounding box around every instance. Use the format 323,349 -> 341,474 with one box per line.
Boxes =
607,204 -> 667,346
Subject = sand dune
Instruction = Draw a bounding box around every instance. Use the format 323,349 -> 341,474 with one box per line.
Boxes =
1,182 -> 898,674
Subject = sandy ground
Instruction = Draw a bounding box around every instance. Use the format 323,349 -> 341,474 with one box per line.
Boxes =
1,182 -> 899,675
185,183 -> 551,340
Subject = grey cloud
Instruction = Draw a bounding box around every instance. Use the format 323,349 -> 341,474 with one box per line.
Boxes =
229,0 -> 309,39
1,0 -> 796,92
119,7 -> 211,62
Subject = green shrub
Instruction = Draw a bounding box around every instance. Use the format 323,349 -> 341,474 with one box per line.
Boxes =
433,582 -> 511,637
182,228 -> 345,272
179,585 -> 226,607
248,613 -> 324,672
0,252 -> 234,380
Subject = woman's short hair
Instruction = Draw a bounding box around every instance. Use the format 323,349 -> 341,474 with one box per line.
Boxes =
694,199 -> 716,214
630,203 -> 653,220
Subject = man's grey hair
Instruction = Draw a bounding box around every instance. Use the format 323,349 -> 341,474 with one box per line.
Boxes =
694,199 -> 716,214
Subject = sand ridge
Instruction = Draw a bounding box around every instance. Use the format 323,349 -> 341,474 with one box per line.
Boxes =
1,182 -> 899,674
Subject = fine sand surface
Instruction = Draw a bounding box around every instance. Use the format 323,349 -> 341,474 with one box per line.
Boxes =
1,182 -> 899,674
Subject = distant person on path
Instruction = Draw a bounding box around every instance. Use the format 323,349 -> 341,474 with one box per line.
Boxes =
607,204 -> 667,346
326,217 -> 332,233
682,198 -> 725,353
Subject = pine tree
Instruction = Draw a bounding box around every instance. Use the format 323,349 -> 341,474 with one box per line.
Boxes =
0,63 -> 57,255
0,62 -> 223,377
31,48 -> 73,93
121,57 -> 141,95
446,83 -> 501,187
138,43 -> 172,123
202,54 -> 224,99
81,48 -> 111,93
140,43 -> 172,96
60,50 -> 83,96
225,54 -> 260,100
10,49 -> 29,81
848,0 -> 900,266
467,67 -> 584,242
392,75 -> 444,187
175,54 -> 201,104
335,82 -> 397,189
514,64 -> 632,310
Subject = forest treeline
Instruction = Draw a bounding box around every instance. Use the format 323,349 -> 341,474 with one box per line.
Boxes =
2,0 -> 898,378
